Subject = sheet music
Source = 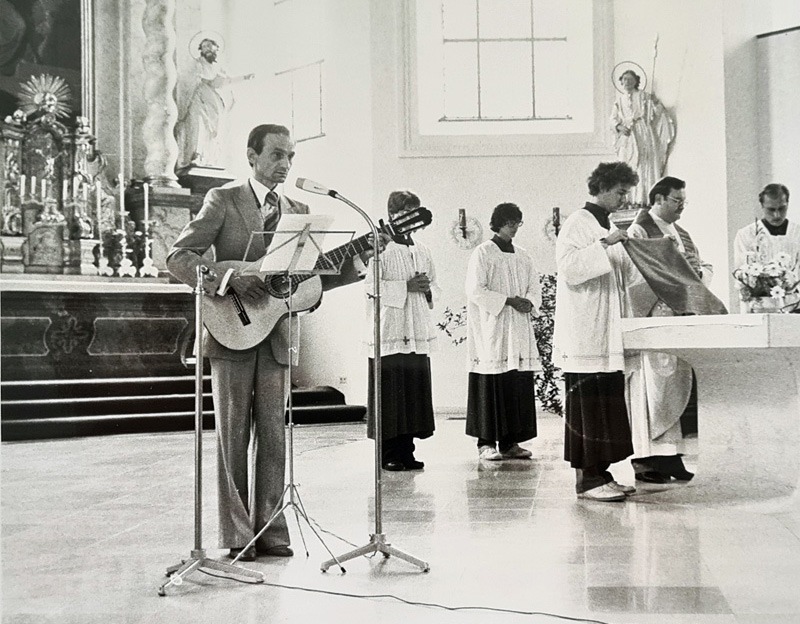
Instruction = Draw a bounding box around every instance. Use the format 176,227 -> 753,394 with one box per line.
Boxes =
256,213 -> 334,274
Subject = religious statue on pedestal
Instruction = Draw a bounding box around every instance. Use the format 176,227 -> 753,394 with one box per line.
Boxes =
611,58 -> 675,208
174,32 -> 255,172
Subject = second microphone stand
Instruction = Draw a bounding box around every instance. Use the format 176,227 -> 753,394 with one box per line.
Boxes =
318,191 -> 429,573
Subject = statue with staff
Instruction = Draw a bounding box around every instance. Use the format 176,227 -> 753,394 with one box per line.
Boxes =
611,36 -> 676,207
174,32 -> 255,172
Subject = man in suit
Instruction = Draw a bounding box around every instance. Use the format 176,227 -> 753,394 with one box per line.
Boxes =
167,123 -> 366,561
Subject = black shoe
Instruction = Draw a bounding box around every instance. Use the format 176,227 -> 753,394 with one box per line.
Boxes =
634,471 -> 671,484
403,458 -> 425,470
655,454 -> 695,481
631,458 -> 671,484
257,545 -> 294,557
227,547 -> 256,561
383,461 -> 405,471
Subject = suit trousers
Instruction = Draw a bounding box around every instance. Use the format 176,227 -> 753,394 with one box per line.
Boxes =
210,340 -> 290,550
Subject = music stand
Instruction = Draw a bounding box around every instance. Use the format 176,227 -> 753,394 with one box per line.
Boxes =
228,216 -> 349,572
158,265 -> 265,596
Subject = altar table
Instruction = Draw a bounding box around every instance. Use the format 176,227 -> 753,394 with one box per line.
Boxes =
621,313 -> 800,507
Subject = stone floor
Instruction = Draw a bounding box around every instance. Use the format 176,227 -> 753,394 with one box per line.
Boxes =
2,414 -> 800,623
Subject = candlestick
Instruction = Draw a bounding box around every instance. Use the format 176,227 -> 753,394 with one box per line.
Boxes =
143,182 -> 150,235
95,180 -> 102,237
118,174 -> 126,231
138,181 -> 157,276
94,181 -> 104,275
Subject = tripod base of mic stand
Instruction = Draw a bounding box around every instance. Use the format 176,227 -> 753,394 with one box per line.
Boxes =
158,549 -> 264,596
320,533 -> 430,573
236,483 -> 348,573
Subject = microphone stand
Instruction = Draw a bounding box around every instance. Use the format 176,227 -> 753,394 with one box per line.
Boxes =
318,189 -> 429,573
158,265 -> 265,595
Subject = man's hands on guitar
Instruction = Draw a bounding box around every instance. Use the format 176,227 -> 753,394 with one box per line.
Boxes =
230,273 -> 268,301
360,232 -> 392,263
407,272 -> 431,293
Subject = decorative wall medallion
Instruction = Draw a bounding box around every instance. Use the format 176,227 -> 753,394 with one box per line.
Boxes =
450,210 -> 482,250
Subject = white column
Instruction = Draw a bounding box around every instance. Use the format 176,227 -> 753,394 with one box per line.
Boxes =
141,0 -> 180,187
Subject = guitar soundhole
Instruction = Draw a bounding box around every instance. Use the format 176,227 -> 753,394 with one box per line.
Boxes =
266,275 -> 295,299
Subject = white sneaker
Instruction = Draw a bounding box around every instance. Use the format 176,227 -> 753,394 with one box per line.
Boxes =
478,445 -> 503,461
577,484 -> 626,502
606,481 -> 635,495
501,444 -> 533,459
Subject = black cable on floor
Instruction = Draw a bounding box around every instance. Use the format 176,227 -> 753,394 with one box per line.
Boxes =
197,568 -> 611,624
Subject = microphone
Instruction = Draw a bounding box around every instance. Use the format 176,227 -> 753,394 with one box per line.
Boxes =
296,178 -> 337,197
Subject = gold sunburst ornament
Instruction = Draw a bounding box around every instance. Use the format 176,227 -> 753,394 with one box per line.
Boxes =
17,74 -> 73,118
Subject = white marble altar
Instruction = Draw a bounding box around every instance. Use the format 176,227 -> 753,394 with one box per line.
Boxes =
622,313 -> 800,508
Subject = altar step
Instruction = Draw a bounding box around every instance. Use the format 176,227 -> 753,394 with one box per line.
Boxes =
0,376 -> 366,441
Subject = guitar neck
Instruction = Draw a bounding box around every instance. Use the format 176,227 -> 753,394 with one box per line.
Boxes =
275,233 -> 371,288
319,233 -> 372,269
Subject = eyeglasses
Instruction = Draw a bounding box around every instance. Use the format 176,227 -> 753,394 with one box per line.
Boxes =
666,195 -> 688,207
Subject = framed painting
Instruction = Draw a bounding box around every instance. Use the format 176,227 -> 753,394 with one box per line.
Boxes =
0,0 -> 94,126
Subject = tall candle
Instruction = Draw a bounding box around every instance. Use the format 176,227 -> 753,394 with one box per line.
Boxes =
95,180 -> 102,239
19,174 -> 25,200
143,182 -> 150,233
31,176 -> 36,198
118,174 -> 125,228
118,6 -> 125,180
62,179 -> 68,202
41,179 -> 46,199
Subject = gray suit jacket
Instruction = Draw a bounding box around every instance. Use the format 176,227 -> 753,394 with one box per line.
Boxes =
167,180 -> 362,362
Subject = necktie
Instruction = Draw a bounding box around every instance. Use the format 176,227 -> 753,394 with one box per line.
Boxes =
265,191 -> 280,209
262,191 -> 281,247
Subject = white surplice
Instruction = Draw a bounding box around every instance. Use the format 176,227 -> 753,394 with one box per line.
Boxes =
364,240 -> 438,355
465,240 -> 542,375
553,208 -> 642,373
624,217 -> 712,455
733,220 -> 800,269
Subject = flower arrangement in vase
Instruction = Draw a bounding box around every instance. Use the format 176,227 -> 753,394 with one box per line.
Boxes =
733,252 -> 800,313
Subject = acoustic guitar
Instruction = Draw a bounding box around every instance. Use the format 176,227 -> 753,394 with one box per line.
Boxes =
203,206 -> 433,350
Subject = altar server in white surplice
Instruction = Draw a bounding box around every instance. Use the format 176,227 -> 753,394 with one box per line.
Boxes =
365,190 -> 437,472
465,203 -> 542,462
624,176 -> 710,484
554,162 -> 643,503
733,183 -> 798,270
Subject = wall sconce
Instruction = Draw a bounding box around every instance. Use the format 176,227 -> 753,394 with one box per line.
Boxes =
449,208 -> 482,249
